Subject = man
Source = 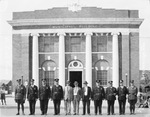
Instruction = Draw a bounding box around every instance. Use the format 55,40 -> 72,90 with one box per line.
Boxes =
52,78 -> 63,115
39,78 -> 51,115
92,80 -> 105,115
73,81 -> 82,115
64,80 -> 73,115
106,81 -> 117,115
128,80 -> 138,115
117,80 -> 128,115
15,79 -> 26,115
81,81 -> 92,115
1,86 -> 6,105
27,79 -> 38,115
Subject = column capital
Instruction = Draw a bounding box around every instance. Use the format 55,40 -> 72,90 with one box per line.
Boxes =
84,32 -> 93,36
111,32 -> 120,36
30,33 -> 39,37
121,31 -> 130,35
57,32 -> 66,36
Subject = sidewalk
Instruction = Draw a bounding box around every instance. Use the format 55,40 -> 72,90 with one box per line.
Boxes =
0,95 -> 128,109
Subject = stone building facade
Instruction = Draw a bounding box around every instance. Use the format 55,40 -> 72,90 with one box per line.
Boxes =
8,7 -> 143,91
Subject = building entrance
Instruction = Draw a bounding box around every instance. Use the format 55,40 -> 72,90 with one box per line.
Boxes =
70,71 -> 82,88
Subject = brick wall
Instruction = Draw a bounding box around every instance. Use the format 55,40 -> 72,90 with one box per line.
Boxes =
12,34 -> 29,91
129,32 -> 139,88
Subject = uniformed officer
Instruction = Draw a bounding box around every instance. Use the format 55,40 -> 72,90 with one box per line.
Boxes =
52,78 -> 63,115
27,79 -> 38,115
117,80 -> 128,115
106,81 -> 117,115
39,78 -> 51,115
15,79 -> 26,115
81,81 -> 92,115
92,80 -> 105,115
128,80 -> 138,115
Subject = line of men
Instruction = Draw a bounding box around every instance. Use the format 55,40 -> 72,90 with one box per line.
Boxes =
14,78 -> 138,115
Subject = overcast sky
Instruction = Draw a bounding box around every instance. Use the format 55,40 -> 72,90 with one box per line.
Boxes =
0,0 -> 150,80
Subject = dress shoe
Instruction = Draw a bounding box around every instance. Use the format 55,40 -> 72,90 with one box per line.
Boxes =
73,113 -> 76,115
107,113 -> 110,115
29,113 -> 32,115
16,113 -> 19,115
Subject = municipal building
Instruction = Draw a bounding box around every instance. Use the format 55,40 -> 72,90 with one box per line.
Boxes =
8,6 -> 143,91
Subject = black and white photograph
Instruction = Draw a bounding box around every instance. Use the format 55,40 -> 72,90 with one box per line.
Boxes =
0,0 -> 150,116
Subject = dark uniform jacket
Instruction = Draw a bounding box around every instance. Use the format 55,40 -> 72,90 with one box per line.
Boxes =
117,86 -> 128,100
39,85 -> 51,100
81,86 -> 92,100
15,84 -> 26,100
27,85 -> 38,100
92,86 -> 105,100
128,86 -> 138,100
52,85 -> 63,100
106,87 -> 117,100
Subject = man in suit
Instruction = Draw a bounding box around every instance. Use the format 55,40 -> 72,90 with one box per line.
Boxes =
73,81 -> 82,115
27,79 -> 38,115
128,80 -> 138,115
15,78 -> 26,115
52,78 -> 63,115
64,80 -> 73,115
81,81 -> 92,115
39,79 -> 51,115
106,81 -> 117,115
92,80 -> 105,115
117,80 -> 128,115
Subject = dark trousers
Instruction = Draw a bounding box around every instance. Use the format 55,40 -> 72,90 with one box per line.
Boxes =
53,100 -> 61,115
118,100 -> 126,114
82,98 -> 90,114
29,100 -> 36,114
40,99 -> 49,114
17,102 -> 24,114
129,100 -> 137,114
107,100 -> 115,114
94,100 -> 103,114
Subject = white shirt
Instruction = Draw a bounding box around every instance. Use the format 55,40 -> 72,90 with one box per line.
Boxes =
84,86 -> 88,96
74,87 -> 78,95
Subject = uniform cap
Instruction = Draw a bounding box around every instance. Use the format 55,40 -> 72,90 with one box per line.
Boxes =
96,80 -> 100,83
108,81 -> 113,84
130,80 -> 134,83
54,78 -> 59,82
41,78 -> 46,82
17,79 -> 21,82
30,79 -> 34,82
120,80 -> 123,83
83,81 -> 88,84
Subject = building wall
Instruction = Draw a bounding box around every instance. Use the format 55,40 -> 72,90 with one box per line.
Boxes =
12,34 -> 29,91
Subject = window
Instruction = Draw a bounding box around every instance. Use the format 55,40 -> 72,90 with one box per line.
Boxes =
97,70 -> 107,86
45,71 -> 55,86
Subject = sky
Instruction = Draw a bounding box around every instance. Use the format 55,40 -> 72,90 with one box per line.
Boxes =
0,0 -> 150,80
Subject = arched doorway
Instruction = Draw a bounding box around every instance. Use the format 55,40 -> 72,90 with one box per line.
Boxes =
41,60 -> 57,87
68,60 -> 83,88
94,59 -> 111,87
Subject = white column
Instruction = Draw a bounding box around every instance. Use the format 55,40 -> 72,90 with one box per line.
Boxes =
85,32 -> 92,87
112,32 -> 119,88
32,34 -> 39,86
58,32 -> 65,87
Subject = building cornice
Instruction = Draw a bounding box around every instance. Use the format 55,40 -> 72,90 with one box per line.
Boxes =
8,18 -> 144,26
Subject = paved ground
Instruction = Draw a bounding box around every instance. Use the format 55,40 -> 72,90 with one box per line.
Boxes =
0,95 -> 150,117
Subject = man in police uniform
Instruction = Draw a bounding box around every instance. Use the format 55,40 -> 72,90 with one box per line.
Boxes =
106,81 -> 117,115
27,79 -> 38,115
128,80 -> 138,115
117,80 -> 128,115
81,81 -> 92,115
92,80 -> 105,115
39,79 -> 51,115
15,78 -> 26,115
52,78 -> 63,115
